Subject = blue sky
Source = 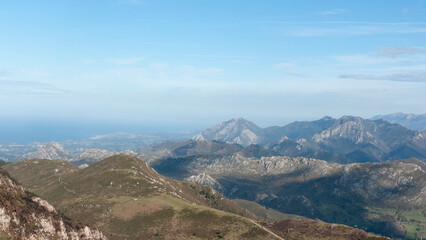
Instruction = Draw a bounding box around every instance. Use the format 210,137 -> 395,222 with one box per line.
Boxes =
1,0 -> 426,135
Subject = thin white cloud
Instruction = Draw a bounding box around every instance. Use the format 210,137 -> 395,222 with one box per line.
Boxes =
318,9 -> 346,15
339,72 -> 426,82
107,57 -> 145,65
0,80 -> 68,95
377,47 -> 425,58
335,54 -> 399,65
268,21 -> 426,37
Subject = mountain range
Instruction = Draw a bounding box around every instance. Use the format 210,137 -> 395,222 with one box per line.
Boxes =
371,112 -> 426,131
194,116 -> 426,163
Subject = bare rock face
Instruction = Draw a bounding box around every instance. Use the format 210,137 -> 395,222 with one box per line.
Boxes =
73,149 -> 116,165
193,118 -> 264,146
185,173 -> 224,191
0,168 -> 107,240
24,142 -> 75,161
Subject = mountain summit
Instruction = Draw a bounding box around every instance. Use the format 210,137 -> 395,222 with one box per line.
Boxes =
24,142 -> 75,161
194,118 -> 264,146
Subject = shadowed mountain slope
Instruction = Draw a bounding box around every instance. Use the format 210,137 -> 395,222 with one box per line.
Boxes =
151,154 -> 426,239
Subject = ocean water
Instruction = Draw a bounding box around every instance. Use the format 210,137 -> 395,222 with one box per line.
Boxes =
0,118 -> 196,144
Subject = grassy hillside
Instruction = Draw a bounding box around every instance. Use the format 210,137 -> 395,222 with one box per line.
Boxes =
4,155 -> 276,240
262,220 -> 390,240
233,199 -> 309,221
3,158 -> 79,195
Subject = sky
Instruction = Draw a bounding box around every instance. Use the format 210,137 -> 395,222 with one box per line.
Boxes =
1,0 -> 426,141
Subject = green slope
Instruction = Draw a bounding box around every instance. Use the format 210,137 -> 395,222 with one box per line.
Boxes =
4,155 -> 276,240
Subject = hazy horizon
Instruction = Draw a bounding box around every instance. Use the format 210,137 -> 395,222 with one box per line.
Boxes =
0,112 -> 422,144
1,0 -> 426,142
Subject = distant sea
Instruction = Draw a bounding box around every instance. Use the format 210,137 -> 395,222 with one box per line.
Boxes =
0,118 -> 197,144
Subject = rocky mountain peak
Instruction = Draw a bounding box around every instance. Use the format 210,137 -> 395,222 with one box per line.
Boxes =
193,118 -> 263,146
320,116 -> 335,121
24,142 -> 75,161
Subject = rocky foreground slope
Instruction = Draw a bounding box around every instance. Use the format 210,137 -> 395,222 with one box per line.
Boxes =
0,168 -> 106,240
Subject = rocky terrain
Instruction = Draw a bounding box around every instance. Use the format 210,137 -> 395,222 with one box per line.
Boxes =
195,116 -> 426,163
71,149 -> 117,166
372,112 -> 426,130
151,154 -> 426,239
0,168 -> 106,239
23,142 -> 75,161
0,131 -> 194,162
14,142 -> 137,167
194,118 -> 265,146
